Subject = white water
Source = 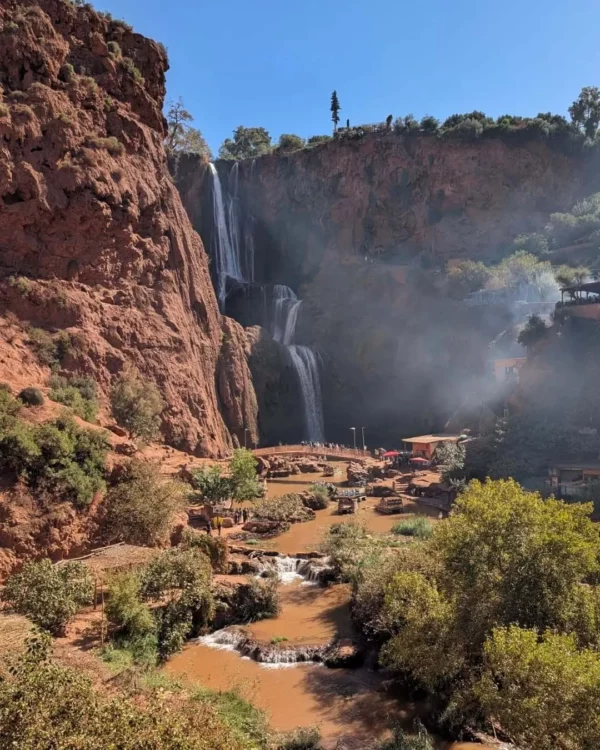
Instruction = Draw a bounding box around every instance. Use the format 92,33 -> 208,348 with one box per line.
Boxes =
256,554 -> 331,585
272,285 -> 302,345
288,346 -> 326,443
209,163 -> 243,307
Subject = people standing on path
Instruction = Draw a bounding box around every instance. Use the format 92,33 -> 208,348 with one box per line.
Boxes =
215,516 -> 223,537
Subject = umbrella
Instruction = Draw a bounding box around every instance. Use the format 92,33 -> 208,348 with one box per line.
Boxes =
382,450 -> 401,458
409,457 -> 429,464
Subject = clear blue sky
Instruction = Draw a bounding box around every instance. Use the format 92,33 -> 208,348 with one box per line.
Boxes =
101,0 -> 599,155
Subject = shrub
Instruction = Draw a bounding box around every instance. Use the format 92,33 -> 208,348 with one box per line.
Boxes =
192,687 -> 271,749
276,726 -> 323,749
420,115 -> 439,133
103,459 -> 186,546
120,56 -> 144,84
0,633 -> 254,750
377,724 -> 434,750
105,571 -> 156,639
140,547 -> 215,658
181,528 -> 229,572
3,560 -> 93,635
277,133 -> 305,152
107,40 -> 121,57
253,493 -> 311,523
59,62 -> 75,82
0,413 -> 109,507
232,578 -> 280,622
320,522 -> 384,582
18,387 -> 44,406
49,374 -> 98,422
87,135 -> 124,156
306,482 -> 330,509
27,328 -> 72,369
0,103 -> 9,118
391,516 -> 433,539
306,135 -> 331,146
513,231 -> 549,256
517,314 -> 549,348
110,368 -> 164,442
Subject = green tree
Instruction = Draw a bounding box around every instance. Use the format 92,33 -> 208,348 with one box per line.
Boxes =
419,115 -> 439,133
477,626 -> 600,750
513,231 -> 549,256
307,134 -> 331,146
517,314 -> 549,348
218,126 -> 272,160
445,260 -> 491,298
165,97 -> 212,158
3,560 -> 93,635
433,441 -> 465,480
277,133 -> 305,152
330,90 -> 341,133
229,447 -> 262,502
191,465 -> 233,506
110,367 -> 164,442
103,459 -> 186,546
569,86 -> 600,139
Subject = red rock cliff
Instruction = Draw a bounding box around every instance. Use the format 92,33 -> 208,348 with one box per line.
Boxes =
0,0 -> 257,455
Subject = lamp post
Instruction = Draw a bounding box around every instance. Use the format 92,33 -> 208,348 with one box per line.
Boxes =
350,426 -> 357,450
361,427 -> 366,451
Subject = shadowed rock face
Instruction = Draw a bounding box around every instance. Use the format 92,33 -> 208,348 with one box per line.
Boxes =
0,0 -> 257,456
176,136 -> 599,444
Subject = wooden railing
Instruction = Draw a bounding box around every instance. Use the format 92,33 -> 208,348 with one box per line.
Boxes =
253,444 -> 369,461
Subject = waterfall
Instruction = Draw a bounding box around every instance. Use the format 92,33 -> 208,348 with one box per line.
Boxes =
256,554 -> 333,585
272,285 -> 302,345
209,163 -> 242,307
288,346 -> 325,443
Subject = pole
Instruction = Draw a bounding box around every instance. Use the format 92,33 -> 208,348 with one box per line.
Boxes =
350,427 -> 356,450
361,427 -> 366,451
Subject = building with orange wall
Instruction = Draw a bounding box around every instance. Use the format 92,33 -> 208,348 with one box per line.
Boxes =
402,434 -> 462,459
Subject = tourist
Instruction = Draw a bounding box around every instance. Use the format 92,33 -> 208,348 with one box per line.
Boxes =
242,508 -> 249,524
216,516 -> 223,537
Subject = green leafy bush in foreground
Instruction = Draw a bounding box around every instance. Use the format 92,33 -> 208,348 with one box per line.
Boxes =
18,387 -> 44,406
49,374 -> 98,422
0,632 -> 258,750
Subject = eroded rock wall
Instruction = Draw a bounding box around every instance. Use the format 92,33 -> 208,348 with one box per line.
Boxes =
177,134 -> 598,444
0,0 -> 257,455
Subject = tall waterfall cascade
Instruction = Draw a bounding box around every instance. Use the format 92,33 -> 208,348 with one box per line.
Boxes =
206,162 -> 325,443
271,286 -> 325,442
208,163 -> 243,307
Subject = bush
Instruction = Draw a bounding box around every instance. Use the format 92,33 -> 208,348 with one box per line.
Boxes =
306,135 -> 331,147
87,136 -> 124,156
419,115 -> 439,133
0,633 -> 255,750
320,522 -> 384,583
0,413 -> 109,507
253,493 -> 312,523
391,516 -> 433,539
181,528 -> 229,572
276,726 -> 323,749
120,56 -> 144,84
105,571 -> 156,641
517,314 -> 549,348
230,447 -> 262,502
140,547 -> 215,658
277,133 -> 305,152
191,465 -> 232,506
49,374 -> 98,422
3,560 -> 93,635
233,578 -> 280,622
378,724 -> 434,750
18,387 -> 44,406
110,368 -> 164,442
107,40 -> 121,56
306,482 -> 330,510
102,459 -> 186,546
59,62 -> 75,82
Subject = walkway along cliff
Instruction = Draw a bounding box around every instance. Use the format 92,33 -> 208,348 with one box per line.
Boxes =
0,0 -> 257,456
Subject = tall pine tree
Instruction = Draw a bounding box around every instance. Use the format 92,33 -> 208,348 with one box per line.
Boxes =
330,90 -> 341,133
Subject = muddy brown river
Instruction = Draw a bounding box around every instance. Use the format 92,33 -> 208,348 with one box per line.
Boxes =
166,465 -> 492,749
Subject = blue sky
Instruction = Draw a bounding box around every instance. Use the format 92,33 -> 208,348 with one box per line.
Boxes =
101,0 -> 600,155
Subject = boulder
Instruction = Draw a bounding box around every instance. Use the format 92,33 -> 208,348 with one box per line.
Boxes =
324,639 -> 364,668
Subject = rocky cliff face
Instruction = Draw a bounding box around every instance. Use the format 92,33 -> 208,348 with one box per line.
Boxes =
177,134 -> 598,444
0,0 -> 257,455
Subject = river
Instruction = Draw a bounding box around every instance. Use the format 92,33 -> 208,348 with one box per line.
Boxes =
166,463 -> 493,749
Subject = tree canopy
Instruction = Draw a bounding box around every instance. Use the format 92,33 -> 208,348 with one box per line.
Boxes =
218,126 -> 272,161
165,97 -> 212,159
569,86 -> 600,139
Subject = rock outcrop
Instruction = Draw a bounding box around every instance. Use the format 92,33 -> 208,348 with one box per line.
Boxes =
0,0 -> 257,456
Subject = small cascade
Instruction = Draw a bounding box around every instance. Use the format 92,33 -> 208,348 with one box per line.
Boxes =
288,345 -> 325,443
256,554 -> 333,586
208,163 -> 243,307
199,627 -> 327,667
272,285 -> 302,345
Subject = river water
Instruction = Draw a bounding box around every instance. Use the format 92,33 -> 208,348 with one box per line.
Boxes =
166,464 -> 493,749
